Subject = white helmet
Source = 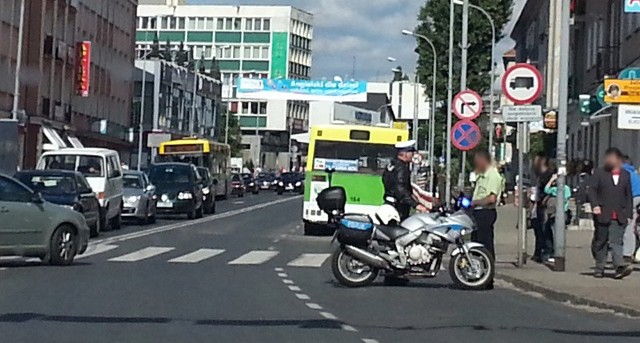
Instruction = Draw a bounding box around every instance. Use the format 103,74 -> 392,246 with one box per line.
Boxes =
374,204 -> 401,225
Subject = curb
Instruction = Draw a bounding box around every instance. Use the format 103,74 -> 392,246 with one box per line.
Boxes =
496,272 -> 640,318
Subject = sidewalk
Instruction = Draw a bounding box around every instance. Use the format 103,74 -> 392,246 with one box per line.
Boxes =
494,205 -> 640,316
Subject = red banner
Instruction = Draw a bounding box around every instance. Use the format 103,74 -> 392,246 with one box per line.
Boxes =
75,41 -> 91,97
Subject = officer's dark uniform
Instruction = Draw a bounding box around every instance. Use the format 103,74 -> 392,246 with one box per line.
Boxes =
382,158 -> 417,221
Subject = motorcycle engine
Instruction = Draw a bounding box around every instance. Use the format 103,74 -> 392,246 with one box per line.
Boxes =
405,244 -> 432,265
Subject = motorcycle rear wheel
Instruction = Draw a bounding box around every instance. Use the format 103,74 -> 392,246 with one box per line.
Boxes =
448,246 -> 494,290
331,247 -> 379,287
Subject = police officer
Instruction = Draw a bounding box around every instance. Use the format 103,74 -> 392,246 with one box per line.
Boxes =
382,140 -> 427,220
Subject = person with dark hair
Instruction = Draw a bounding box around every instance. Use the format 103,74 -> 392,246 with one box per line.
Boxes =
470,149 -> 502,259
621,155 -> 640,262
588,147 -> 634,279
531,153 -> 553,263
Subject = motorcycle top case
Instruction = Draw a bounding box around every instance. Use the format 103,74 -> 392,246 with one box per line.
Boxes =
337,214 -> 373,246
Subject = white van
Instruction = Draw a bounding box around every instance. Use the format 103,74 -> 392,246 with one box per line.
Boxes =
37,148 -> 124,231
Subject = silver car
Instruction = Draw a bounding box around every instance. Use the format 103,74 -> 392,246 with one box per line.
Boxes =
0,174 -> 89,265
121,171 -> 157,224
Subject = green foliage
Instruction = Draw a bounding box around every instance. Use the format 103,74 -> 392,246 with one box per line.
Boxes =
220,111 -> 243,157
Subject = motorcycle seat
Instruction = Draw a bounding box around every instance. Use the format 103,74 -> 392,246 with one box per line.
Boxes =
376,225 -> 409,240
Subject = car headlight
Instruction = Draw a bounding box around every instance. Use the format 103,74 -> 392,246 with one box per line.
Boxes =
295,181 -> 301,186
126,195 -> 141,204
249,182 -> 254,187
177,192 -> 193,200
278,181 -> 284,186
202,187 -> 210,195
272,180 -> 278,185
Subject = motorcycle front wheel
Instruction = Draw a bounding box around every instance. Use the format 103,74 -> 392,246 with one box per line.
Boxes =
331,247 -> 379,287
448,246 -> 495,290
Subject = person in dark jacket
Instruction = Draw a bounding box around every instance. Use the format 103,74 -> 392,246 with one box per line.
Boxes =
382,140 -> 427,220
588,147 -> 634,279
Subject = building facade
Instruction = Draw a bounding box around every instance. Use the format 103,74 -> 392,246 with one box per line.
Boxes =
0,0 -> 138,169
136,5 -> 313,170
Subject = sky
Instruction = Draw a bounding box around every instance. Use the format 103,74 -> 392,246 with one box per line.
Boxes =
189,0 -> 527,81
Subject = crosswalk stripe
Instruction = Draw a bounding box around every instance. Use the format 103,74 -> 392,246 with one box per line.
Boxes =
168,249 -> 225,263
228,250 -> 279,265
286,253 -> 331,268
77,244 -> 119,259
108,247 -> 174,262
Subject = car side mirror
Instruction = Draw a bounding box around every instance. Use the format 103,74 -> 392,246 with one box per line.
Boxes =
31,192 -> 44,204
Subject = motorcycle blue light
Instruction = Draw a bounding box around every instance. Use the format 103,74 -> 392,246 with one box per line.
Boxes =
461,197 -> 472,209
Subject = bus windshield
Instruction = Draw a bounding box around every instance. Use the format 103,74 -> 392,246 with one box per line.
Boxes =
312,140 -> 395,175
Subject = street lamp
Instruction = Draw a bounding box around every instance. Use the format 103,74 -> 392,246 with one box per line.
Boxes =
402,29 -> 438,193
453,0 -> 497,152
11,0 -> 26,121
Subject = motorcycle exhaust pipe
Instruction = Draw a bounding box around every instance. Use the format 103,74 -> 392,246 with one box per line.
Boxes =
344,245 -> 392,270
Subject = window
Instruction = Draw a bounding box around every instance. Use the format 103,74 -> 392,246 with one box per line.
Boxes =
259,102 -> 267,114
261,46 -> 269,59
245,18 -> 253,31
313,141 -> 396,175
197,17 -> 205,30
15,175 -> 77,195
243,46 -> 252,58
232,45 -> 240,58
205,18 -> 214,30
255,18 -> 262,31
177,17 -> 185,29
224,17 -> 233,30
140,17 -> 148,29
251,102 -> 258,114
188,17 -> 196,30
123,174 -> 143,189
0,177 -> 32,202
233,18 -> 241,30
241,102 -> 249,114
263,19 -> 270,31
217,18 -> 224,30
149,17 -> 157,29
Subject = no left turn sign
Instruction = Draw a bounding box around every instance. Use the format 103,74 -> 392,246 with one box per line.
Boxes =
453,90 -> 483,120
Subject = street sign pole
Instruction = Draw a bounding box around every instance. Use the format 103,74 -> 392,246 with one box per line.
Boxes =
553,0 -> 570,272
459,0 -> 470,191
445,0 -> 455,205
516,122 -> 524,268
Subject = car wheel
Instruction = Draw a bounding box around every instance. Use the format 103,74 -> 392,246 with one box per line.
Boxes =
48,225 -> 78,266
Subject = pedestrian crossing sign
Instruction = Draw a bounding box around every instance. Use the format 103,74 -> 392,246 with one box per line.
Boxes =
626,0 -> 640,12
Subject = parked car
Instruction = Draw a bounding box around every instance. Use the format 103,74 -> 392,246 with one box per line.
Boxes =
241,173 -> 260,194
122,170 -> 157,224
275,172 -> 305,195
256,172 -> 275,190
37,148 -> 124,231
148,163 -> 204,219
230,174 -> 245,197
0,174 -> 89,265
196,167 -> 217,214
14,170 -> 101,238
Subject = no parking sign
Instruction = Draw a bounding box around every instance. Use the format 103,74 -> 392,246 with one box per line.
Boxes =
451,120 -> 481,151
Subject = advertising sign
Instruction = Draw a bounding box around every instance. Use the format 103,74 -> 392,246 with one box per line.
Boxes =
604,79 -> 640,103
75,41 -> 91,97
618,104 -> 640,129
237,78 -> 367,102
625,0 -> 640,13
313,158 -> 359,172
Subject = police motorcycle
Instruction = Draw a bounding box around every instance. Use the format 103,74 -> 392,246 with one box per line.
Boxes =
318,169 -> 494,290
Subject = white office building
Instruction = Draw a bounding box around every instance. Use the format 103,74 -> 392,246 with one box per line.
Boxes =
136,5 -> 313,169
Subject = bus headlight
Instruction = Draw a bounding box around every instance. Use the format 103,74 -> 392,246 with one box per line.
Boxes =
178,192 -> 193,200
202,187 -> 210,195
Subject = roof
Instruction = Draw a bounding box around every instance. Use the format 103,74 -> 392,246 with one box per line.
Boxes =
150,162 -> 192,167
41,148 -> 118,156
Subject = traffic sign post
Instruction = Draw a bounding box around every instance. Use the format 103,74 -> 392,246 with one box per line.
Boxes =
453,90 -> 483,120
451,119 -> 481,151
502,63 -> 544,105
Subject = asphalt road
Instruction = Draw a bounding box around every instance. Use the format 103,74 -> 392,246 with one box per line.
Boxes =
1,194 -> 639,343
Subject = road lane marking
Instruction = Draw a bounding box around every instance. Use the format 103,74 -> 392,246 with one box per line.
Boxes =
77,244 -> 119,259
306,303 -> 322,310
362,339 -> 379,343
227,251 -> 279,265
287,253 -> 331,268
319,312 -> 337,320
341,324 -> 357,332
25,258 -> 40,263
91,195 -> 302,246
295,293 -> 310,300
168,249 -> 225,263
282,279 -> 294,284
288,285 -> 301,291
277,272 -> 288,278
109,247 -> 175,262
274,267 -> 284,272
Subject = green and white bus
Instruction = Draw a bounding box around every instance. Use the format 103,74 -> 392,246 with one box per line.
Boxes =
302,124 -> 409,235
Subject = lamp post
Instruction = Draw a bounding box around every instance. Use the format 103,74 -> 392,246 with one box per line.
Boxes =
453,0 -> 496,153
444,0 -> 455,203
401,30 -> 438,194
11,0 -> 26,121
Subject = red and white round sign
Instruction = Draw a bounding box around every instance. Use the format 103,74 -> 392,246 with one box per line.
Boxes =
452,90 -> 483,120
501,63 -> 544,105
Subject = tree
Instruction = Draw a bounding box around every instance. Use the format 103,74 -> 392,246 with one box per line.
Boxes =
220,111 -> 243,157
414,0 -> 513,166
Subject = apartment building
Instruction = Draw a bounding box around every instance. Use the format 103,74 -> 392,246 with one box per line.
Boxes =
136,4 -> 313,169
0,0 -> 138,168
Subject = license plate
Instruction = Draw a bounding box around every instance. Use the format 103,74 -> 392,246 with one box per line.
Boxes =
157,202 -> 173,208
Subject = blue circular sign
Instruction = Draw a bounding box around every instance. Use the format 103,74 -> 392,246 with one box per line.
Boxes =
451,120 -> 481,151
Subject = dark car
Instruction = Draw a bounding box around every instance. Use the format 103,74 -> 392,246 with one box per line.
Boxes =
256,172 -> 275,190
241,173 -> 259,194
275,172 -> 304,195
15,170 -> 101,237
196,167 -> 217,214
230,174 -> 245,197
148,163 -> 204,219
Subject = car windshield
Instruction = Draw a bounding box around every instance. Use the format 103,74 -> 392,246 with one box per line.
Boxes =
149,165 -> 191,184
41,155 -> 105,177
123,174 -> 143,189
16,174 -> 76,195
241,173 -> 252,180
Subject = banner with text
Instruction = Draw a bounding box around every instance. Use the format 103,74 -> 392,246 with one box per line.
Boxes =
236,78 -> 367,102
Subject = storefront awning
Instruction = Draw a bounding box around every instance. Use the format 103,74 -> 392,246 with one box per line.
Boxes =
290,132 -> 309,144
